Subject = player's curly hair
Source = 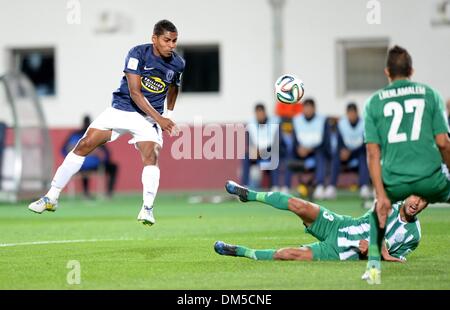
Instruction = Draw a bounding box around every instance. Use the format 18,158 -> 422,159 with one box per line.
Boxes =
153,20 -> 178,36
386,45 -> 413,78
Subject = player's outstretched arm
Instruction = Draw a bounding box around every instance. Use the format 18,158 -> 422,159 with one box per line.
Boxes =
125,72 -> 175,134
435,133 -> 450,171
381,242 -> 404,263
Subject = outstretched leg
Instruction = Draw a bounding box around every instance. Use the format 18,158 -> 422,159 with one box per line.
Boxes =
29,128 -> 111,213
214,241 -> 275,260
214,241 -> 312,261
273,247 -> 313,261
225,180 -> 292,210
225,180 -> 320,226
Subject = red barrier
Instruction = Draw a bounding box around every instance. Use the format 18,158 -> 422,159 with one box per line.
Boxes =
49,126 -> 242,192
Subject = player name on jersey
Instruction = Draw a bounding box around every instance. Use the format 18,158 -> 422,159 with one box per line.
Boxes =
378,85 -> 426,100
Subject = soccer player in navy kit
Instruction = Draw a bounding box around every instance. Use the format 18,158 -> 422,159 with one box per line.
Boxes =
29,20 -> 185,226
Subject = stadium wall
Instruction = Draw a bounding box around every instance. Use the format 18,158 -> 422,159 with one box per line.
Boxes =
0,0 -> 449,128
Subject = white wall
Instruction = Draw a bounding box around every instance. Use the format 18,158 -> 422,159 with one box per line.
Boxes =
285,0 -> 450,116
0,0 -> 449,127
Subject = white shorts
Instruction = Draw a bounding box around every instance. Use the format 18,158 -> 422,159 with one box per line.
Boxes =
89,107 -> 163,147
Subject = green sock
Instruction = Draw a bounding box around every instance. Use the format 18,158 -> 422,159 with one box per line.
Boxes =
246,189 -> 257,201
236,245 -> 275,260
250,191 -> 292,210
367,211 -> 384,270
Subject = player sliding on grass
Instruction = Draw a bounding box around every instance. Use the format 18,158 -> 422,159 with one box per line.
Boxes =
28,20 -> 185,226
215,181 -> 426,271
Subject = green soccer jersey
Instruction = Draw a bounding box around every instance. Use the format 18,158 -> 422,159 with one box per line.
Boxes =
364,79 -> 449,186
306,203 -> 421,261
335,202 -> 420,260
383,202 -> 421,260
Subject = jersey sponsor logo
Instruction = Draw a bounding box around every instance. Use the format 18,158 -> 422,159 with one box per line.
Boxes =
166,69 -> 174,81
141,76 -> 166,93
144,66 -> 155,71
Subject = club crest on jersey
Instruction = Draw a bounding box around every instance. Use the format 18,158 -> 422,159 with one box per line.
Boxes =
166,70 -> 174,82
141,76 -> 166,93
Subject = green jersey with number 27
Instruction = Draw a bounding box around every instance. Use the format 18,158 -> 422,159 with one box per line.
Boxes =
364,79 -> 449,186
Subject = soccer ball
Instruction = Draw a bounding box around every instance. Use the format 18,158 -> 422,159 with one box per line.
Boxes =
275,74 -> 304,104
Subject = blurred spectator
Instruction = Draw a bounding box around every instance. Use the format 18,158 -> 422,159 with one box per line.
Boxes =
322,117 -> 340,199
337,103 -> 371,198
273,101 -> 303,193
272,117 -> 295,192
62,115 -> 118,198
242,103 -> 279,189
292,98 -> 331,199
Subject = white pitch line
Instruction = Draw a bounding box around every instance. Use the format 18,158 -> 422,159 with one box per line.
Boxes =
0,236 -> 298,248
0,238 -> 137,248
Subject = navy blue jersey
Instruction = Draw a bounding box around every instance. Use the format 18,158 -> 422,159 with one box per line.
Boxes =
112,44 -> 185,115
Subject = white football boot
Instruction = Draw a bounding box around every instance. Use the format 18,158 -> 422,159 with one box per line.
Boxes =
137,205 -> 155,226
324,185 -> 337,200
360,185 -> 372,199
361,267 -> 381,285
28,197 -> 58,214
313,185 -> 325,200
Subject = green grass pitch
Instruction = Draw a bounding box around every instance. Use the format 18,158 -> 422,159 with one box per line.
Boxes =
0,193 -> 449,289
